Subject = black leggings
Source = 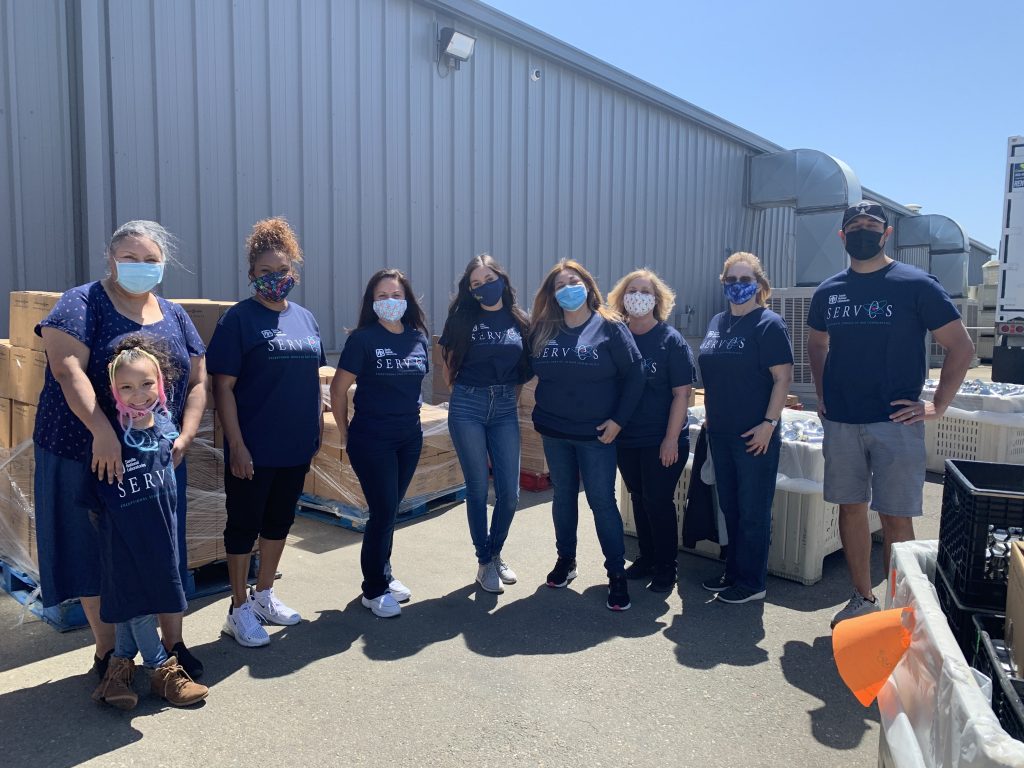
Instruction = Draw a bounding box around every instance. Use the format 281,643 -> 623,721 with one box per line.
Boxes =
223,464 -> 309,554
615,442 -> 687,573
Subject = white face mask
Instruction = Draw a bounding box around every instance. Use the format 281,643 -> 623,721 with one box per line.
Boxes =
623,291 -> 656,318
373,298 -> 407,323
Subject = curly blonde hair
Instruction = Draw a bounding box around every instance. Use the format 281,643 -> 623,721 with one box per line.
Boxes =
607,268 -> 676,322
246,217 -> 304,283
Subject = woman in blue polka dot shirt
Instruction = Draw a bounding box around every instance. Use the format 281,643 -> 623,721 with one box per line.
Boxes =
34,220 -> 208,680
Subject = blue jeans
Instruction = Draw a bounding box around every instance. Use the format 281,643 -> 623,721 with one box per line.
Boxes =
541,435 -> 626,576
115,614 -> 169,668
448,383 -> 521,564
707,431 -> 781,593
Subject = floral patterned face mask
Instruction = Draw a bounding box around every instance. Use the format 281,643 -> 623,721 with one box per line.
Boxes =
252,271 -> 296,302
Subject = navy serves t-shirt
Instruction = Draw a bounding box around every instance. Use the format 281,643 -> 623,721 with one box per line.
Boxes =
806,261 -> 961,424
697,307 -> 793,436
619,323 -> 696,448
338,323 -> 429,436
440,307 -> 525,387
206,298 -> 327,466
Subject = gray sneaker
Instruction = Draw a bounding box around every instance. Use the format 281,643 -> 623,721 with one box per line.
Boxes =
830,591 -> 880,629
476,561 -> 504,593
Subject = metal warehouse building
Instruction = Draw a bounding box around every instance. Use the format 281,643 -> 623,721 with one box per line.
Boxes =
0,0 -> 995,350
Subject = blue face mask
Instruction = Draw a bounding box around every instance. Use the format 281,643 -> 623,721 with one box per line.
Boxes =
115,262 -> 165,295
723,281 -> 758,305
471,277 -> 505,306
555,283 -> 588,311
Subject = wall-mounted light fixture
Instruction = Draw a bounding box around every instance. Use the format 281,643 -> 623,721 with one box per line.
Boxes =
437,27 -> 475,72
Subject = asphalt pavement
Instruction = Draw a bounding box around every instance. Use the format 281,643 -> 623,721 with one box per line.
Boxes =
0,478 -> 945,768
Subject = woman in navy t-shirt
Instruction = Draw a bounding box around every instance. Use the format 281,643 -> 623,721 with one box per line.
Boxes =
207,219 -> 326,648
35,220 -> 206,680
528,259 -> 644,612
330,269 -> 429,618
697,252 -> 793,604
439,254 -> 530,595
607,269 -> 695,593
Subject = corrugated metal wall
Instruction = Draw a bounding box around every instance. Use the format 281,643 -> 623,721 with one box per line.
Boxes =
1,0 -> 988,346
77,0 -> 791,349
0,0 -> 77,331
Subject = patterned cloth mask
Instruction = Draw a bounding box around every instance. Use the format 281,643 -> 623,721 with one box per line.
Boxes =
623,291 -> 657,317
373,298 -> 408,323
723,281 -> 758,305
252,271 -> 296,302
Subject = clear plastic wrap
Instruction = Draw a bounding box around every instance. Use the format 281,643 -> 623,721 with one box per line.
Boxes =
304,402 -> 466,519
181,412 -> 233,569
0,440 -> 38,582
922,379 -> 1024,414
517,377 -> 549,475
881,540 -> 1024,767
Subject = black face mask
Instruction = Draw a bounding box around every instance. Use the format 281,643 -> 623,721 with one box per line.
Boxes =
844,229 -> 885,261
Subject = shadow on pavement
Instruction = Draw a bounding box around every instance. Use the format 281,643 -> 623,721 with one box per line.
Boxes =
780,635 -> 878,750
663,586 -> 768,669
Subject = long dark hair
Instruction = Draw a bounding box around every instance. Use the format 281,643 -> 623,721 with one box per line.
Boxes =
441,254 -> 530,380
355,268 -> 429,335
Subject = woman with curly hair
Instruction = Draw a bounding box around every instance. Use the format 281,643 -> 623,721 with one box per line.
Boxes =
528,260 -> 644,611
207,218 -> 326,647
606,269 -> 695,593
439,254 -> 530,594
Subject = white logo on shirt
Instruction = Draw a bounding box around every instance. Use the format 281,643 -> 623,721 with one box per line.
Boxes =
828,294 -> 849,305
375,348 -> 396,358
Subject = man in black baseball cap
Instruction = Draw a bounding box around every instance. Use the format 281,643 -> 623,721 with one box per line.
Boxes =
805,200 -> 974,629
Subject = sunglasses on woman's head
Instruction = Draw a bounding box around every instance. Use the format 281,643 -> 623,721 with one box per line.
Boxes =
722,275 -> 755,285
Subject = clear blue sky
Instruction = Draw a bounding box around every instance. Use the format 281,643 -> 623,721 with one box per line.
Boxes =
483,0 -> 1019,251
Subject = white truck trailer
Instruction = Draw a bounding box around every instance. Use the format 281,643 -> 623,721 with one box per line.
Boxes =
993,135 -> 1024,384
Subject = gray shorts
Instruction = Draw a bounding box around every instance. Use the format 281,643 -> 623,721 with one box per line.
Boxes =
821,418 -> 926,517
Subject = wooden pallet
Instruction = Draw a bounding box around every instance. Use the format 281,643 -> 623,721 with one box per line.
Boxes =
296,487 -> 467,533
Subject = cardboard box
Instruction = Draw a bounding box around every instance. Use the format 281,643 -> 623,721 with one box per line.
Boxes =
0,398 -> 11,450
9,291 -> 61,351
170,299 -> 235,346
11,402 -> 36,445
0,340 -> 12,400
10,347 -> 47,406
1006,542 -> 1024,673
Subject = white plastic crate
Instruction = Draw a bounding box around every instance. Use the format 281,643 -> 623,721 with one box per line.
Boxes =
619,457 -> 882,585
924,407 -> 1024,472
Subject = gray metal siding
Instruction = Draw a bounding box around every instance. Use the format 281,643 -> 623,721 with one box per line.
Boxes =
0,0 -> 76,336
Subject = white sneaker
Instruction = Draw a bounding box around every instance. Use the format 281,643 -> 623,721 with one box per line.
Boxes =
249,586 -> 301,626
830,590 -> 880,629
222,601 -> 271,647
388,578 -> 412,603
362,593 -> 401,618
495,557 -> 518,585
476,561 -> 504,593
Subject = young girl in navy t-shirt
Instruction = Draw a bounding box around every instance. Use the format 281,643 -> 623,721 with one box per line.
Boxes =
87,334 -> 208,710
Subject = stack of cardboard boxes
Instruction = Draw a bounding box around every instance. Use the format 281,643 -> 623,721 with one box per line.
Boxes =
304,366 -> 465,512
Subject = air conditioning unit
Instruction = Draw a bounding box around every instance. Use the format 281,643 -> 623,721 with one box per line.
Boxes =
767,287 -> 818,397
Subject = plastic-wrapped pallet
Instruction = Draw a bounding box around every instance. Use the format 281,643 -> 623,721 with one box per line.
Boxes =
518,378 -> 549,475
306,402 -> 465,523
182,412 -> 234,569
879,540 -> 1024,767
921,380 -> 1024,414
0,441 -> 38,582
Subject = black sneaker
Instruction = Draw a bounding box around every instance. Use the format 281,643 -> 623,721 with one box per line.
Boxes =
702,573 -> 733,593
607,574 -> 631,611
546,557 -> 578,588
648,570 -> 677,593
91,648 -> 114,678
169,641 -> 204,680
623,557 -> 654,580
717,586 -> 766,604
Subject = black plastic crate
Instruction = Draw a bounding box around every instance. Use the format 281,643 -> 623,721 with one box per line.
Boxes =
934,564 -> 1002,657
971,614 -> 1024,741
937,459 -> 1024,612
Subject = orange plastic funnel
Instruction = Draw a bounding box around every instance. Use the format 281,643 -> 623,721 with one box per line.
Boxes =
832,607 -> 913,707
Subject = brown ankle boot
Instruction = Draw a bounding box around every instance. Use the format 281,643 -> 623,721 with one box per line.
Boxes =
92,656 -> 138,710
151,655 -> 209,707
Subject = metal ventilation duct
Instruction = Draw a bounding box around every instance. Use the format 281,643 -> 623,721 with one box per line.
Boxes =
749,149 -> 862,286
896,214 -> 970,297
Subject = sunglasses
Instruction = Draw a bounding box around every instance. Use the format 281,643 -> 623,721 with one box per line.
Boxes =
722,275 -> 756,285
